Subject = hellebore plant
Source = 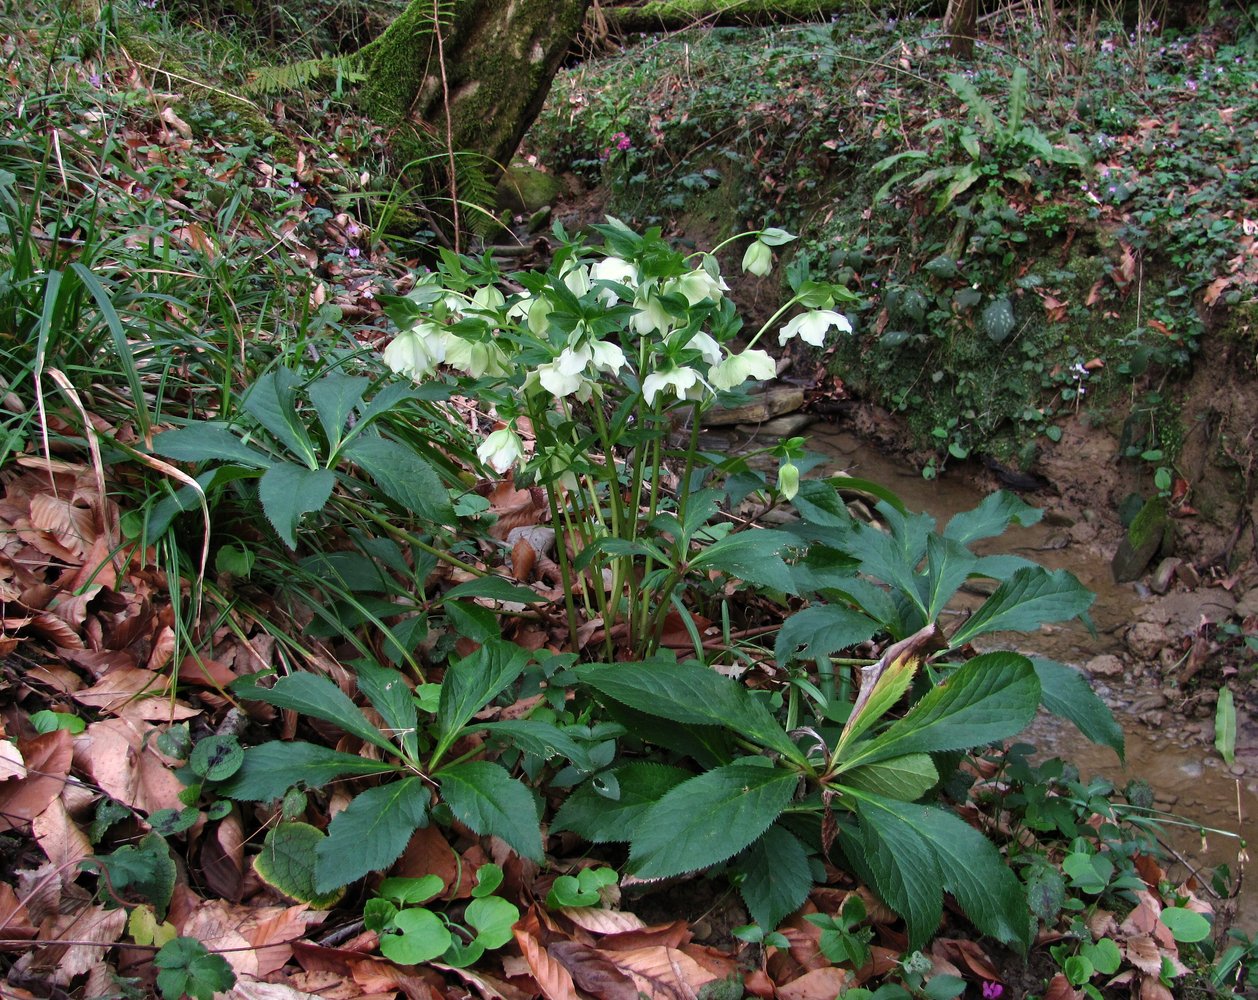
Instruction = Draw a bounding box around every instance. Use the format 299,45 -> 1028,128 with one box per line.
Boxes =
380,219 -> 857,657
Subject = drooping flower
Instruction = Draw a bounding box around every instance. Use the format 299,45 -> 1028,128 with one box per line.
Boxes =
470,286 -> 506,311
777,461 -> 800,501
741,240 -> 773,277
588,338 -> 627,375
631,289 -> 675,336
383,323 -> 447,380
537,345 -> 594,399
590,257 -> 639,305
443,336 -> 510,378
561,261 -> 591,297
708,348 -> 777,391
684,330 -> 723,367
477,425 -> 525,475
669,265 -> 729,306
778,309 -> 853,347
642,366 -> 703,406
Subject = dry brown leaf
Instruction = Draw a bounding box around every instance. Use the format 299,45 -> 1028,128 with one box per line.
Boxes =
604,946 -> 720,1000
0,881 -> 37,944
433,963 -> 535,1000
71,666 -> 170,712
548,940 -> 640,1000
229,981 -> 321,1000
0,729 -> 73,832
27,493 -> 96,557
1124,935 -> 1163,975
74,718 -> 186,815
200,809 -> 246,902
179,899 -> 259,979
28,610 -> 85,649
776,966 -> 850,1000
743,969 -> 775,998
395,823 -> 460,896
599,920 -> 691,952
1043,974 -> 1083,1000
1139,978 -> 1176,1000
31,796 -> 93,870
515,911 -> 580,1000
931,938 -> 1000,981
0,739 -> 24,781
560,907 -> 647,935
246,904 -> 324,978
13,903 -> 127,986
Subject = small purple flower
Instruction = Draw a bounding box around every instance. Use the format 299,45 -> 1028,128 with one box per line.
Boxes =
346,222 -> 361,238
1186,79 -> 1198,91
982,983 -> 1004,999
615,132 -> 632,151
347,247 -> 360,259
88,73 -> 102,88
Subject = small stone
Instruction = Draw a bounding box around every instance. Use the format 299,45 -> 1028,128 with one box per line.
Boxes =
1155,793 -> 1180,806
1177,561 -> 1201,589
755,413 -> 816,437
1139,710 -> 1165,727
1130,692 -> 1168,713
1127,621 -> 1170,659
1150,557 -> 1182,595
1230,763 -> 1246,777
1085,654 -> 1126,677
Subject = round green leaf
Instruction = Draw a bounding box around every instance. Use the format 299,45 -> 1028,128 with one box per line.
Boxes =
378,908 -> 452,966
1160,906 -> 1210,943
466,896 -> 520,949
189,735 -> 244,781
378,875 -> 443,906
253,822 -> 345,910
471,863 -> 504,898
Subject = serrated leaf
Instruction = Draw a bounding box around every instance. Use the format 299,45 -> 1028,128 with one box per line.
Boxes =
840,754 -> 938,800
981,296 -> 1016,343
775,604 -> 879,667
943,491 -> 1043,545
1032,658 -> 1124,761
243,369 -> 318,466
314,777 -> 430,892
470,720 -> 592,770
219,740 -> 397,801
259,462 -> 336,548
354,660 -> 420,761
842,652 -> 1040,770
345,433 -> 455,523
577,660 -> 802,763
434,639 -> 530,764
924,534 -> 978,620
238,674 -> 397,754
93,832 -> 176,919
731,825 -> 812,930
154,937 -> 236,1000
948,567 -> 1095,647
437,761 -> 542,861
254,822 -> 345,909
835,651 -> 919,754
189,734 -> 242,781
150,424 -> 274,469
308,372 -> 368,451
689,530 -> 797,595
443,577 -> 546,603
552,763 -> 691,843
629,759 -> 798,879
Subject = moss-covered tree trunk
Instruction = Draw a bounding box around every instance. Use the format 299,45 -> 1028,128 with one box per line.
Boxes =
358,0 -> 590,173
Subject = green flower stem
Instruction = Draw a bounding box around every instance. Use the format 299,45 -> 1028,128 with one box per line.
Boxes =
744,294 -> 805,352
696,229 -> 760,258
635,405 -> 667,654
339,498 -> 485,579
544,482 -> 582,653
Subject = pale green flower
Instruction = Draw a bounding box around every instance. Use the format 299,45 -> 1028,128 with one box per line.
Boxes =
588,338 -> 627,375
443,336 -> 510,378
642,366 -> 703,406
471,286 -> 506,311
383,323 -> 446,380
708,348 -> 777,391
778,309 -> 853,347
741,240 -> 773,277
477,425 -> 525,475
684,330 -> 722,367
669,265 -> 728,306
590,257 -> 639,304
777,461 -> 800,501
631,290 -> 674,336
561,261 -> 591,296
527,295 -> 554,335
537,346 -> 593,399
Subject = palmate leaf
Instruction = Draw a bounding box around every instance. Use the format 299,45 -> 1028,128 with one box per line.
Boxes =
731,824 -> 812,931
308,372 -> 368,451
948,567 -> 1095,647
577,659 -> 802,763
150,424 -> 274,469
628,758 -> 798,879
552,762 -> 691,843
220,741 -> 398,801
314,777 -> 430,892
258,462 -> 336,548
1031,658 -> 1124,761
437,760 -> 542,862
689,529 -> 797,595
345,433 -> 455,523
848,791 -> 1030,950
243,368 -> 318,467
839,651 -> 1040,771
237,674 -> 397,755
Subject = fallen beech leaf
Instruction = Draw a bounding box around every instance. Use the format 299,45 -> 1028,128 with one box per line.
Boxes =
0,739 -> 24,780
743,969 -> 775,999
1044,973 -> 1083,1000
598,946 -> 718,1000
200,809 -> 245,902
1125,935 -> 1163,975
599,920 -> 691,952
776,966 -> 850,1000
247,903 -> 324,978
74,718 -> 186,816
1139,978 -> 1175,1000
932,938 -> 1000,981
228,981 -> 322,1000
433,962 -> 535,1000
178,899 -> 259,979
560,907 -> 647,935
395,823 -> 461,897
549,941 -> 639,1000
71,667 -> 169,712
0,730 -> 73,832
13,903 -> 127,985
0,881 -> 36,943
32,797 -> 92,870
515,913 -> 580,1000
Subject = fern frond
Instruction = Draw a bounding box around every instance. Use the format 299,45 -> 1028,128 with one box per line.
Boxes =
245,55 -> 365,96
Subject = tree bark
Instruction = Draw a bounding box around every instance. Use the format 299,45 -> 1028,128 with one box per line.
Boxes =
599,0 -> 857,33
358,0 -> 590,174
943,0 -> 977,59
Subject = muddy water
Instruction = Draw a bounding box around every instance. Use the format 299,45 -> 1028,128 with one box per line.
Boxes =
792,424 -> 1256,930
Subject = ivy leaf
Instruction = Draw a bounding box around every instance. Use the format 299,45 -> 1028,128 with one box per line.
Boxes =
841,652 -> 1039,770
314,777 -> 430,892
577,660 -> 802,763
629,759 -> 799,879
437,761 -> 542,862
731,825 -> 812,930
552,762 -> 690,843
948,567 -> 1095,647
258,462 -> 336,549
219,740 -> 397,801
1031,658 -> 1124,761
237,674 -> 397,754
434,639 -> 531,764
150,423 -> 273,469
345,433 -> 455,524
253,822 -> 345,909
154,937 -> 236,1000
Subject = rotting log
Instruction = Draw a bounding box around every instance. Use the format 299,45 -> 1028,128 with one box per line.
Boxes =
598,0 -> 858,33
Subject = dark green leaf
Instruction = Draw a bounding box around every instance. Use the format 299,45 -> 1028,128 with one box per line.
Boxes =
443,577 -> 546,604
923,535 -> 977,620
314,777 -> 430,892
354,660 -> 420,761
379,908 -> 452,965
189,734 -> 243,781
1031,658 -> 1124,761
437,761 -> 542,861
1161,907 -> 1211,943
629,759 -> 799,879
948,567 -> 1095,647
243,369 -> 317,466
466,896 -> 520,948
840,754 -> 938,800
91,832 -> 177,918
775,604 -> 879,666
943,491 -> 1043,545
731,825 -> 812,930
238,674 -> 397,754
220,740 -> 397,801
154,937 -> 236,1000
690,530 -> 797,595
434,639 -> 530,763
150,424 -> 274,469
259,462 -> 336,548
552,763 -> 690,843
345,434 -> 455,523
254,822 -> 345,908
470,720 -> 592,770
308,372 -> 368,449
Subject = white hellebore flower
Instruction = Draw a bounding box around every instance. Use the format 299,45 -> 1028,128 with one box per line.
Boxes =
642,366 -> 703,406
708,348 -> 777,391
631,289 -> 674,336
588,338 -> 627,375
383,323 -> 447,381
741,240 -> 773,277
777,462 -> 800,501
477,425 -> 525,475
669,266 -> 729,306
778,309 -> 853,347
561,261 -> 591,297
685,330 -> 723,367
590,256 -> 639,305
443,336 -> 509,378
537,345 -> 593,399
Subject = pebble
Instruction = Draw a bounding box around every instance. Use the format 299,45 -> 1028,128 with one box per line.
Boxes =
1127,621 -> 1170,659
1085,654 -> 1126,677
1150,557 -> 1182,595
1130,692 -> 1168,713
1230,764 -> 1247,777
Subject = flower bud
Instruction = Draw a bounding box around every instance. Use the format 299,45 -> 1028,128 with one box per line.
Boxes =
741,240 -> 773,277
